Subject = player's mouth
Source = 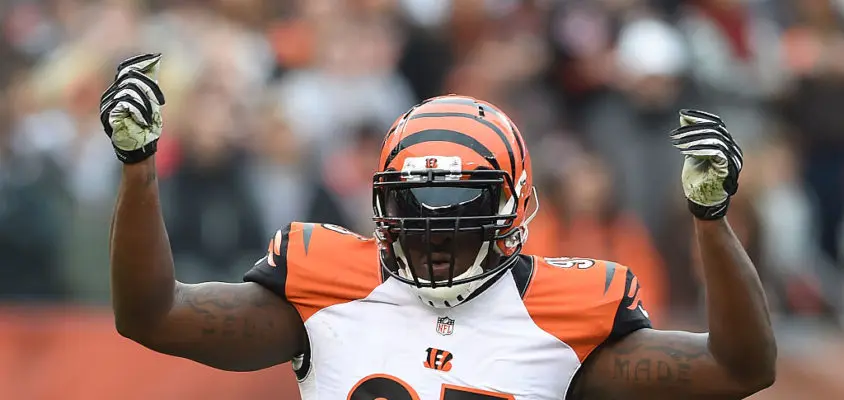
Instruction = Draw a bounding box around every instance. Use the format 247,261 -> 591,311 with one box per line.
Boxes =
430,261 -> 451,272
424,255 -> 454,280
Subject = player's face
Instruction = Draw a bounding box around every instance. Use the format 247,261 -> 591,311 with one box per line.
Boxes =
402,231 -> 485,282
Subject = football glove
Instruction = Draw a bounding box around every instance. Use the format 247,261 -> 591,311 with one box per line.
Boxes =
99,53 -> 165,164
669,109 -> 744,220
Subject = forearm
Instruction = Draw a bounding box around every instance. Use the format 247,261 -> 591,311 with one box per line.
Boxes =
696,218 -> 776,382
110,156 -> 176,333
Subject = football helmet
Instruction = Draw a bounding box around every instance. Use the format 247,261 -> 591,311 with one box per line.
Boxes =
373,95 -> 537,308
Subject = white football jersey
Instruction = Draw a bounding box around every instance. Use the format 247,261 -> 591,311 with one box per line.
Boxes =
245,222 -> 651,399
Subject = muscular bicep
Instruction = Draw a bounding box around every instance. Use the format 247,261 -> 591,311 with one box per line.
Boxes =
571,329 -> 752,399
135,281 -> 305,372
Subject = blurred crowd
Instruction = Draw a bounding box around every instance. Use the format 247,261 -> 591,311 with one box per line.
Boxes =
1,0 -> 843,337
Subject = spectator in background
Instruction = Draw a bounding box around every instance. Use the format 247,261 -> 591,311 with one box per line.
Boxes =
524,147 -> 668,326
0,64 -> 70,301
678,0 -> 784,146
751,135 -> 842,322
160,76 -> 264,283
246,95 -> 312,237
274,3 -> 415,155
306,121 -> 383,235
30,51 -> 118,303
779,0 -> 844,267
544,0 -> 617,128
396,0 -> 454,101
581,14 -> 696,238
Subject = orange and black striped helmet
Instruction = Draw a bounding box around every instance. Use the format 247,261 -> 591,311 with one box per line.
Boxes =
372,95 -> 535,295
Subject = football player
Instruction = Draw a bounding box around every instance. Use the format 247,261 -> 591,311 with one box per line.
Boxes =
102,54 -> 775,399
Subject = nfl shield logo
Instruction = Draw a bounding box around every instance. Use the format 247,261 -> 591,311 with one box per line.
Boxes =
436,316 -> 455,336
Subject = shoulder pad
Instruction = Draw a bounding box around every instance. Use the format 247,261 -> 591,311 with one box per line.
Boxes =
523,256 -> 651,361
245,222 -> 381,323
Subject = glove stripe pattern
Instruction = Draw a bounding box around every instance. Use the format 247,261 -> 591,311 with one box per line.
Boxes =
116,54 -> 161,77
670,109 -> 744,220
99,53 -> 165,164
671,127 -> 743,170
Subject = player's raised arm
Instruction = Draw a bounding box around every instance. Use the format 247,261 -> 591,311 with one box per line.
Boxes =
101,54 -> 304,371
570,110 -> 776,399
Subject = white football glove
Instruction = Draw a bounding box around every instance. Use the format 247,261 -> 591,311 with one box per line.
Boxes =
670,109 -> 744,220
99,53 -> 165,164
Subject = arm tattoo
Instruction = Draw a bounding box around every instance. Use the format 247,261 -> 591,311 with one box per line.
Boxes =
181,284 -> 278,341
572,333 -> 716,400
145,168 -> 157,186
609,335 -> 709,386
573,329 -> 760,399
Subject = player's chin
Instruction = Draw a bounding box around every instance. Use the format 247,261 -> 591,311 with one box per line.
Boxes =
411,261 -> 470,283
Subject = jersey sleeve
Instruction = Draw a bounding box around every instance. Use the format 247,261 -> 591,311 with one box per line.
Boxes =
607,268 -> 652,343
522,257 -> 652,362
243,223 -> 292,300
243,222 -> 383,323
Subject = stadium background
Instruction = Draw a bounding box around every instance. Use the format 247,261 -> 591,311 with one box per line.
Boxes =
0,0 -> 843,398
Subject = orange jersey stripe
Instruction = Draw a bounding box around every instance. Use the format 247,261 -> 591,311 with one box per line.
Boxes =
522,258 -> 629,362
284,223 -> 382,323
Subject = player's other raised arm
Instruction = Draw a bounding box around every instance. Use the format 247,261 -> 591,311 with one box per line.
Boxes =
570,110 -> 776,399
572,221 -> 775,399
102,54 -> 304,371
